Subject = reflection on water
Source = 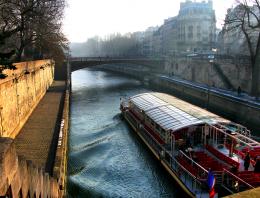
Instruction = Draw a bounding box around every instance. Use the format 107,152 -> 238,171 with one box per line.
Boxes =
68,69 -> 181,198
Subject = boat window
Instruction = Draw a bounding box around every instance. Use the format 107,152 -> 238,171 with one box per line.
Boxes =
161,129 -> 166,137
156,123 -> 160,131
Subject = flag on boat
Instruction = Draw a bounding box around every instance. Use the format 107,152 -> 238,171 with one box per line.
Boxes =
207,170 -> 216,189
207,169 -> 216,198
209,188 -> 216,198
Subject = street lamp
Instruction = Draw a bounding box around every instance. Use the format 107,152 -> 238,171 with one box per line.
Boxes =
207,58 -> 214,109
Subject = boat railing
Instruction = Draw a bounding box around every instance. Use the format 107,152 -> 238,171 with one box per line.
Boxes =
221,168 -> 254,194
140,124 -> 165,153
210,124 -> 260,148
228,122 -> 251,137
168,151 -> 209,195
140,125 -> 208,185
214,171 -> 224,184
178,150 -> 209,179
127,113 -> 209,195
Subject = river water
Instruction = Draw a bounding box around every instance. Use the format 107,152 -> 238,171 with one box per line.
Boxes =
68,68 -> 181,198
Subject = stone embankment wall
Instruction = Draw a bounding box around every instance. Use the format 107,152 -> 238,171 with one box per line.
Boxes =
164,57 -> 252,93
0,60 -> 69,197
98,63 -> 150,81
101,57 -> 252,93
0,60 -> 54,138
0,138 -> 60,197
53,88 -> 70,196
150,76 -> 260,132
0,92 -> 69,197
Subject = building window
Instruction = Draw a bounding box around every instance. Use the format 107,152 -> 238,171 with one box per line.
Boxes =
197,33 -> 201,40
197,25 -> 201,33
188,26 -> 193,39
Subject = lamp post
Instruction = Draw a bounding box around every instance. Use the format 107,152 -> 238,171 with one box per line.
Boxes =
207,58 -> 214,109
207,48 -> 216,109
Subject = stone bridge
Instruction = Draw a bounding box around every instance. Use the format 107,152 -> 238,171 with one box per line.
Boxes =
69,57 -> 164,72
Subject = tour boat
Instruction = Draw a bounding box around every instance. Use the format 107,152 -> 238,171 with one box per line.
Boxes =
120,92 -> 260,198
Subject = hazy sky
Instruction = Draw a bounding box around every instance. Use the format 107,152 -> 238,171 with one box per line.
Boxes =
63,0 -> 236,42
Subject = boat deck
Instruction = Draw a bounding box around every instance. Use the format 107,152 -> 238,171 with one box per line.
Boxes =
179,143 -> 260,188
122,92 -> 260,196
224,187 -> 260,197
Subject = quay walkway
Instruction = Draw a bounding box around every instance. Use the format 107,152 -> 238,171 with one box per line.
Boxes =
160,75 -> 260,107
14,80 -> 66,175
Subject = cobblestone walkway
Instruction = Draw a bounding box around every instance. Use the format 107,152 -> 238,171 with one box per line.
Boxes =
14,81 -> 65,174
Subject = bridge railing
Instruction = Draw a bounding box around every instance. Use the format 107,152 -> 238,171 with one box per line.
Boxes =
69,56 -> 163,62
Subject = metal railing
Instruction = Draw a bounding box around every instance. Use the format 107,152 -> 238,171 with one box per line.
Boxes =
69,56 -> 162,62
221,168 -> 254,194
129,116 -> 209,195
166,150 -> 208,195
178,150 -> 209,179
124,109 -> 260,197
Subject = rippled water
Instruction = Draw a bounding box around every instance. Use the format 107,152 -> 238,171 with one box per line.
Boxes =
68,69 -> 182,198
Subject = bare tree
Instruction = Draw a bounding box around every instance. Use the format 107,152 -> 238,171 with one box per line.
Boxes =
71,33 -> 141,58
0,0 -> 68,77
224,0 -> 260,96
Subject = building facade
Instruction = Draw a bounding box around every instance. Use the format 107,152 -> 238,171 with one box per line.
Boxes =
176,0 -> 216,52
141,0 -> 217,56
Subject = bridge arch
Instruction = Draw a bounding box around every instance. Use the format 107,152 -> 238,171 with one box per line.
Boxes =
69,57 -> 164,72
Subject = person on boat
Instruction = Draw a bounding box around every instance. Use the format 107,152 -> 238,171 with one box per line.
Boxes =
206,134 -> 210,145
185,147 -> 193,159
230,165 -> 238,173
186,138 -> 191,148
244,152 -> 251,171
254,157 -> 260,173
191,152 -> 198,162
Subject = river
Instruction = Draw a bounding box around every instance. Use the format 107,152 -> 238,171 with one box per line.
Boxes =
68,68 -> 181,198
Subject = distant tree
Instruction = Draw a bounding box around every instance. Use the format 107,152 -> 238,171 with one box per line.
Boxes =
224,0 -> 260,96
70,33 -> 142,58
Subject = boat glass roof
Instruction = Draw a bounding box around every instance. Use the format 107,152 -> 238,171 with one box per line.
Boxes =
130,93 -> 203,131
130,93 -> 167,111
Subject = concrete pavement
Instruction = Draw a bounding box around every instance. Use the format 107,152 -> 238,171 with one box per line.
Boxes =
14,81 -> 66,175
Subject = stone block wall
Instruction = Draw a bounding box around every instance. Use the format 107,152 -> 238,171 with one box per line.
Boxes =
53,89 -> 70,195
0,60 -> 54,138
150,76 -> 260,132
0,60 -> 69,197
0,138 -> 60,198
164,57 -> 252,93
